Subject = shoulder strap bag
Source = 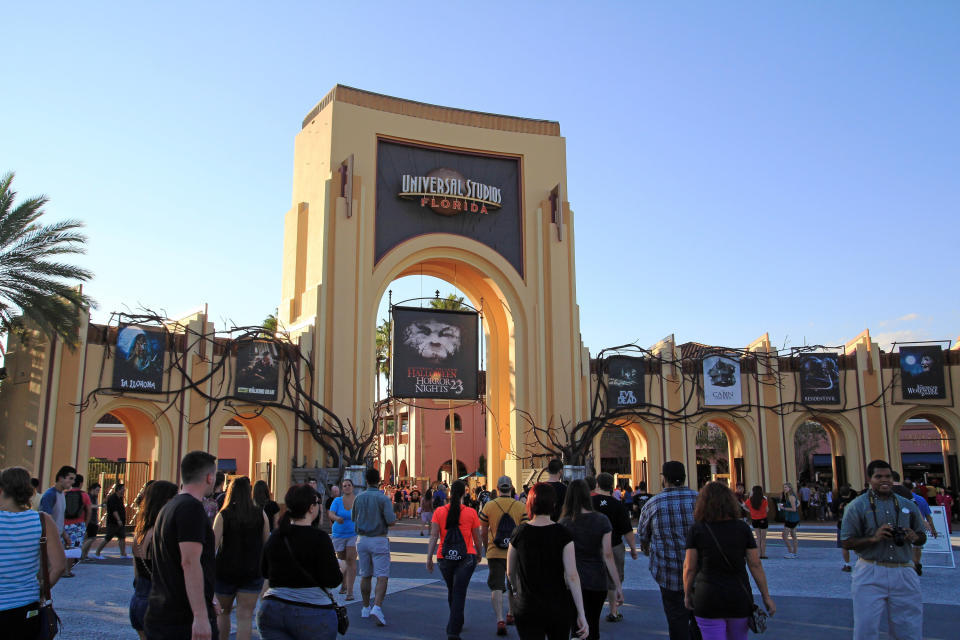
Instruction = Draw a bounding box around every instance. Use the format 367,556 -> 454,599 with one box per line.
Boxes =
281,536 -> 349,635
38,513 -> 63,639
702,523 -> 768,634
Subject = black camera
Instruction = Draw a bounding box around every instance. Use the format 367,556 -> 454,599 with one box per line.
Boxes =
891,527 -> 907,546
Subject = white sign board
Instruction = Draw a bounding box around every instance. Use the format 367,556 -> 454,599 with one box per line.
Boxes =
920,506 -> 956,569
703,355 -> 742,406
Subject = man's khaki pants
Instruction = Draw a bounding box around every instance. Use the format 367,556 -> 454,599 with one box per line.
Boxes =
851,559 -> 922,640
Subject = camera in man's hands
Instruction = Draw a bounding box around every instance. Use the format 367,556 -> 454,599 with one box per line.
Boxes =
890,526 -> 908,546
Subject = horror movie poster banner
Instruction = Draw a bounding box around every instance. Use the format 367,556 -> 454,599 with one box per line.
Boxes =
391,306 -> 479,400
702,355 -> 742,406
605,356 -> 645,409
235,341 -> 280,402
375,139 -> 523,277
112,325 -> 166,393
798,353 -> 841,404
900,345 -> 947,400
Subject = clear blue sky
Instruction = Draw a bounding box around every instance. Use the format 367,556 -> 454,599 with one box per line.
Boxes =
5,2 -> 958,355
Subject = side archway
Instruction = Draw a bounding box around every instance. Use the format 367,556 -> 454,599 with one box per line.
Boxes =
889,406 -> 960,489
693,414 -> 762,490
784,413 -> 863,489
76,399 -> 176,482
209,408 -> 292,497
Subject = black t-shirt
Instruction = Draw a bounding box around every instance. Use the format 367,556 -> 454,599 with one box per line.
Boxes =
261,525 -> 343,589
410,490 -> 421,503
686,520 -> 757,618
394,490 -> 403,504
592,494 -> 632,547
106,493 -> 125,528
263,500 -> 280,532
548,482 -> 567,522
559,512 -> 612,591
145,494 -> 216,627
510,522 -> 574,618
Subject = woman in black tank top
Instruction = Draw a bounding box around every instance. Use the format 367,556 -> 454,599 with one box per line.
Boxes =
213,476 -> 270,640
129,481 -> 178,640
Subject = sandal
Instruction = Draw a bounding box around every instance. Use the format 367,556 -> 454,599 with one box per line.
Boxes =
345,594 -> 355,601
606,613 -> 623,622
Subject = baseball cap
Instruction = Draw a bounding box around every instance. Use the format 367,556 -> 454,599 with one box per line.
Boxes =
661,461 -> 686,484
497,475 -> 512,490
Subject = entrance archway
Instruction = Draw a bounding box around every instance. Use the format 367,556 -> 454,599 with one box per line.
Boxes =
373,243 -> 526,484
77,399 -> 176,483
599,427 -> 630,476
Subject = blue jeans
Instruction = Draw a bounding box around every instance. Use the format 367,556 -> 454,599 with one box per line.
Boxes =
438,555 -> 477,637
660,587 -> 695,640
256,598 -> 338,640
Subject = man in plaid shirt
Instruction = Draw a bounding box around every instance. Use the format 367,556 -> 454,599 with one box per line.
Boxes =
637,461 -> 698,640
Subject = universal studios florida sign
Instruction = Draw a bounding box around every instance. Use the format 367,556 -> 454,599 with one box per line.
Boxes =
399,169 -> 502,216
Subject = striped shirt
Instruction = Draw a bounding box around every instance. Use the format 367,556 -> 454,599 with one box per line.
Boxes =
637,486 -> 698,592
0,510 -> 42,611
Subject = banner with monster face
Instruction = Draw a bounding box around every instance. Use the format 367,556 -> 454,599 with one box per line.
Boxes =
702,355 -> 742,406
900,345 -> 947,400
391,306 -> 479,400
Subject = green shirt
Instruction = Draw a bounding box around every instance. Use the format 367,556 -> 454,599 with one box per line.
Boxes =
839,490 -> 924,564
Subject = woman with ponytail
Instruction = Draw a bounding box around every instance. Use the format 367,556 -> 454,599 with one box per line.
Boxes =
256,484 -> 343,640
426,480 -> 482,640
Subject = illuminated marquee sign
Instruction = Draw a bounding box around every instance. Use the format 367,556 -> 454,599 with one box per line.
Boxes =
399,169 -> 502,216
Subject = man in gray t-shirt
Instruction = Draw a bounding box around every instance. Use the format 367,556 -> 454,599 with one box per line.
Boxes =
352,467 -> 397,626
39,465 -> 76,548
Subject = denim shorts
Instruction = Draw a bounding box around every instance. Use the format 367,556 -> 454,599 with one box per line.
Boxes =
257,597 -> 337,640
129,575 -> 151,631
215,575 -> 265,596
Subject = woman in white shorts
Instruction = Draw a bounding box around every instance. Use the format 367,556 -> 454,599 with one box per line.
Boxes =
328,478 -> 358,599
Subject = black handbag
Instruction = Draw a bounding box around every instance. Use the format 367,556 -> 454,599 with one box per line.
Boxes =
702,523 -> 768,634
38,514 -> 63,640
282,537 -> 349,635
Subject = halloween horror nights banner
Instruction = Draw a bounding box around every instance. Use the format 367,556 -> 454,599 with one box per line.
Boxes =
235,341 -> 280,402
605,356 -> 645,409
702,355 -> 742,406
900,345 -> 946,400
797,353 -> 841,404
112,325 -> 166,392
375,138 -> 523,277
391,306 -> 479,400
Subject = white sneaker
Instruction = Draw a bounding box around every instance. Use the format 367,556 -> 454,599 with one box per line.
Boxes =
371,605 -> 386,626
92,554 -> 105,560
361,607 -> 370,619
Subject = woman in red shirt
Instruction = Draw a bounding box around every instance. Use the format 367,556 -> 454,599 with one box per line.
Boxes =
746,486 -> 769,559
426,480 -> 482,640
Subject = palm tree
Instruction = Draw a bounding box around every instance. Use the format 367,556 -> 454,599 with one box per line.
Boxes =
0,172 -> 93,347
429,293 -> 466,311
374,318 -> 391,401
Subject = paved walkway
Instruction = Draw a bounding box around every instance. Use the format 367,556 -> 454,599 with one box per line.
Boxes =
53,521 -> 960,639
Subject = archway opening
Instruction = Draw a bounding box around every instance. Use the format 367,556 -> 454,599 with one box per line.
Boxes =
599,426 -> 630,481
898,416 -> 955,490
87,408 -> 157,525
374,263 -> 514,487
224,413 -> 281,494
438,459 -> 468,483
217,418 -> 251,476
696,422 -> 730,488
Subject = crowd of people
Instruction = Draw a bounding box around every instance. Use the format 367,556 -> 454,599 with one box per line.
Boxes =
0,452 -> 953,640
